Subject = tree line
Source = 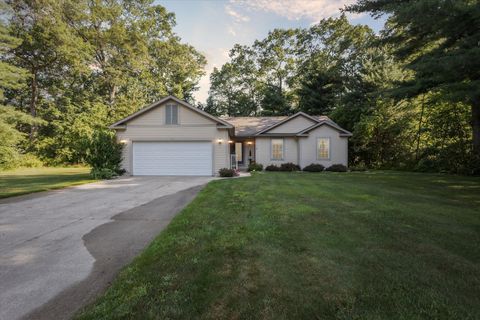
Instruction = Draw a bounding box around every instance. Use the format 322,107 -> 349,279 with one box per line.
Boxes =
0,0 -> 206,168
205,1 -> 479,174
1,0 -> 478,175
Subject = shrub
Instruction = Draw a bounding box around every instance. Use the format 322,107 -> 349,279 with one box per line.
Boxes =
303,163 -> 325,172
219,168 -> 237,177
280,162 -> 301,171
265,164 -> 280,171
414,157 -> 437,173
91,168 -> 117,179
19,153 -> 44,168
0,151 -> 43,171
325,164 -> 348,172
349,163 -> 367,172
247,163 -> 263,172
0,146 -> 20,170
85,130 -> 124,179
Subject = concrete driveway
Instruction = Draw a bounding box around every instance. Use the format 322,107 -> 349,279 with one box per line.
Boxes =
0,176 -> 214,320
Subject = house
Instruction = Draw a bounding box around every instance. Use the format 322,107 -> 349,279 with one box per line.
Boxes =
110,95 -> 352,176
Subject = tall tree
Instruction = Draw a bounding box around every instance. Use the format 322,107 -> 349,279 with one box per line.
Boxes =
0,6 -> 42,168
295,15 -> 375,116
347,0 -> 480,156
254,29 -> 297,115
4,0 -> 206,164
6,0 -> 87,140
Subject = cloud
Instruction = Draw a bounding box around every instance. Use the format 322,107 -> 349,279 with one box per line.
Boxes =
233,0 -> 356,22
225,5 -> 250,23
227,26 -> 237,36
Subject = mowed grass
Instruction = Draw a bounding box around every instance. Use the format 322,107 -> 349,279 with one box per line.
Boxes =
0,167 -> 95,199
77,171 -> 480,319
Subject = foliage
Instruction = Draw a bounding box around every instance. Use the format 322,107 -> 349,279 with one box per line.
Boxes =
75,172 -> 480,319
265,163 -> 301,172
90,168 -> 118,180
265,164 -> 280,171
2,0 -> 206,165
279,162 -> 301,172
84,130 -> 123,178
208,9 -> 478,175
350,99 -> 413,168
2,0 -> 478,175
207,15 -> 373,117
17,153 -> 43,168
218,168 -> 236,177
325,164 -> 348,172
349,163 -> 367,172
0,13 -> 43,169
303,163 -> 325,172
247,163 -> 263,172
347,0 -> 480,158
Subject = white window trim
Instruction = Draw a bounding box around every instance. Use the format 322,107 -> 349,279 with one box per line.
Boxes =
165,104 -> 179,125
271,138 -> 284,161
316,137 -> 331,160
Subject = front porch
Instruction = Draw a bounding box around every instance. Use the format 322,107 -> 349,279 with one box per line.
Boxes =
229,138 -> 255,170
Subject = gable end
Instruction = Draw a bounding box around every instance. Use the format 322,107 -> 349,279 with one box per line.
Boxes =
110,96 -> 233,129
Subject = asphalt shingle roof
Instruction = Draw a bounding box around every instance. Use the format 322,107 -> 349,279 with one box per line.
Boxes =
221,115 -> 331,137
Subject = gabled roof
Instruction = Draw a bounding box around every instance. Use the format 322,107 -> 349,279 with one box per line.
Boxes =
222,112 -> 352,137
109,95 -> 233,129
253,112 -> 319,136
221,116 -> 287,136
222,113 -> 350,137
297,120 -> 353,137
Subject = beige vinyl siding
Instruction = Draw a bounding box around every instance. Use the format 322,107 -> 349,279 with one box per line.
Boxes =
116,101 -> 229,175
214,130 -> 230,174
255,137 -> 298,166
266,115 -> 316,134
128,102 -> 214,126
299,125 -> 348,168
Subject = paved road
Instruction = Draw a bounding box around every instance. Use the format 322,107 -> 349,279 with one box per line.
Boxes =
0,176 -> 213,320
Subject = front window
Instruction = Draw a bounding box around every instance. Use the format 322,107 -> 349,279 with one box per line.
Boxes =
317,138 -> 330,159
271,139 -> 283,160
165,104 -> 178,124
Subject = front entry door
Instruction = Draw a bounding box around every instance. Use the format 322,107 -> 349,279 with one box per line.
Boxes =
245,142 -> 254,165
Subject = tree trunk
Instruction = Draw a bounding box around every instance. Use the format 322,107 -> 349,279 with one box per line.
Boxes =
473,96 -> 480,156
415,95 -> 426,160
29,71 -> 38,141
108,83 -> 117,117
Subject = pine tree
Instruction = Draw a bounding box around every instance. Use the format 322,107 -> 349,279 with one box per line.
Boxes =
347,0 -> 480,155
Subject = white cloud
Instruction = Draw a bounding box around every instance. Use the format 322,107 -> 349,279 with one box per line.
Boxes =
227,26 -> 237,36
233,0 -> 356,22
225,4 -> 250,23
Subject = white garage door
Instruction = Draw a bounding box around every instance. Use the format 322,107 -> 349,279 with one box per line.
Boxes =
132,142 -> 212,176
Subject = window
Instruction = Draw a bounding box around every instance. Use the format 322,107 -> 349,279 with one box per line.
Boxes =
165,104 -> 178,124
271,139 -> 283,160
317,138 -> 330,159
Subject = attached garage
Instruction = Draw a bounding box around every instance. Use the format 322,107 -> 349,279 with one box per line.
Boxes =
132,141 -> 213,176
110,96 -> 233,176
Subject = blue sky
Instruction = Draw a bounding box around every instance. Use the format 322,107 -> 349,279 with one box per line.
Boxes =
157,0 -> 385,103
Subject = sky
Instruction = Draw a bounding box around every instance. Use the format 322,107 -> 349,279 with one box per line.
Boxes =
157,0 -> 386,103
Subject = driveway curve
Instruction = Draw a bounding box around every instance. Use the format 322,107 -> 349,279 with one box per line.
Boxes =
0,176 -> 213,320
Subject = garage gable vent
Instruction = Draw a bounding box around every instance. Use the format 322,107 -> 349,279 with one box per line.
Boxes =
166,104 -> 178,124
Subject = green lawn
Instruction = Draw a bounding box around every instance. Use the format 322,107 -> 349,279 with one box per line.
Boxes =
0,167 -> 95,199
77,171 -> 480,319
